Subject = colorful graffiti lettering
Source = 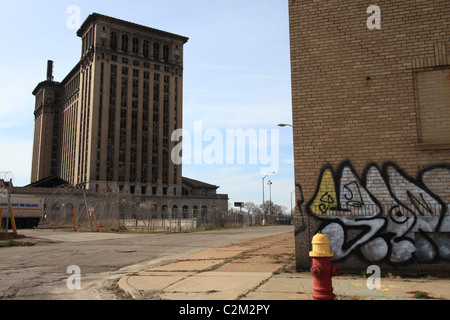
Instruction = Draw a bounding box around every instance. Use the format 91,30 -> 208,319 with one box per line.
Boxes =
297,161 -> 450,265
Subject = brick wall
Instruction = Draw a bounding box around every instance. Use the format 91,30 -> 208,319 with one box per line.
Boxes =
290,0 -> 450,200
289,0 -> 450,272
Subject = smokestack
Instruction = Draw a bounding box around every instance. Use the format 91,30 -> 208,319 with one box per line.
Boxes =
47,60 -> 54,82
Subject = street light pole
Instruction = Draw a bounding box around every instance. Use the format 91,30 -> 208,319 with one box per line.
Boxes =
262,176 -> 266,208
267,180 -> 273,219
262,172 -> 275,222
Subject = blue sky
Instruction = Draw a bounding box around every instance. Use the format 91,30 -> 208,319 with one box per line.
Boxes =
0,0 -> 294,212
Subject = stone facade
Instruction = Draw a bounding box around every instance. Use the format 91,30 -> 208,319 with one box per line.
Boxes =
29,13 -> 228,218
32,13 -> 187,194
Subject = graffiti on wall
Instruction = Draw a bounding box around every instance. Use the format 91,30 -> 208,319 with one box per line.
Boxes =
297,161 -> 450,265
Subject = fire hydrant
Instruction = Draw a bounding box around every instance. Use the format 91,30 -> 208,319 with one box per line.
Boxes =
309,232 -> 339,300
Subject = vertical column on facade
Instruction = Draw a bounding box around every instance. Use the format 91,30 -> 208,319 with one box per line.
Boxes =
113,63 -> 121,184
73,69 -> 84,186
151,68 -> 159,195
149,39 -> 154,60
99,58 -> 111,183
30,109 -> 40,182
59,100 -> 67,182
138,35 -> 144,58
158,64 -> 164,193
31,103 -> 43,181
85,64 -> 93,188
156,41 -> 163,62
125,66 -> 132,190
80,67 -> 86,186
62,102 -> 68,183
143,68 -> 151,192
117,31 -> 123,54
89,59 -> 100,190
82,67 -> 88,185
168,73 -> 176,196
176,70 -> 183,191
170,42 -> 176,64
136,63 -> 144,193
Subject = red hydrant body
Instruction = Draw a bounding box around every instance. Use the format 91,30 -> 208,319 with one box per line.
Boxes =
309,233 -> 339,300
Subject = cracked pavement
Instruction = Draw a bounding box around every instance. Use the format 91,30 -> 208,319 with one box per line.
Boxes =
0,225 -> 293,300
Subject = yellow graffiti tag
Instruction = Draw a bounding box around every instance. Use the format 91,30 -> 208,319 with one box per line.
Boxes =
310,169 -> 337,215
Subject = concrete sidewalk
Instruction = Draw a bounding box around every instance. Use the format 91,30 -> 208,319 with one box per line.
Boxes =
118,231 -> 450,300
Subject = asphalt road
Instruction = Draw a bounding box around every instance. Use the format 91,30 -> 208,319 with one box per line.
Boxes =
0,225 -> 293,300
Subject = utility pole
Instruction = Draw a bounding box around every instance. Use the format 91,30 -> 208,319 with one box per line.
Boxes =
267,180 -> 273,219
262,172 -> 275,222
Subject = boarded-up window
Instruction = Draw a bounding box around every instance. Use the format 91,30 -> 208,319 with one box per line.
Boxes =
415,67 -> 450,149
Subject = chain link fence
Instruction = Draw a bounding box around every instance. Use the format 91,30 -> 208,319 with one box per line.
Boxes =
37,189 -> 236,232
16,185 -> 293,232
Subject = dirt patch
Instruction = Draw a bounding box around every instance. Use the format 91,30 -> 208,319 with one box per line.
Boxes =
217,232 -> 297,274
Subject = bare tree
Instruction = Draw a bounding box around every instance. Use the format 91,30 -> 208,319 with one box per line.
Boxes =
244,202 -> 256,215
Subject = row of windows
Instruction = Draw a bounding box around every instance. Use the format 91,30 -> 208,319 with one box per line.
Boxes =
101,62 -> 177,184
110,32 -> 172,63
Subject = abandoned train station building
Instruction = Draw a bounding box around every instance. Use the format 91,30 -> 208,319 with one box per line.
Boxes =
19,13 -> 228,227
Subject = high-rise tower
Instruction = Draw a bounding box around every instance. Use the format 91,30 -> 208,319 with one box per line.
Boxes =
31,13 -> 189,197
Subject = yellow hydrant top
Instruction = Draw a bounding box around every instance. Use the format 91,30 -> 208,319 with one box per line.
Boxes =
309,232 -> 334,258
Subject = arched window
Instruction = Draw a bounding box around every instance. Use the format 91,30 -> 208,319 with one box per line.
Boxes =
132,37 -> 139,55
52,203 -> 61,217
151,205 -> 158,219
153,42 -> 160,61
182,205 -> 189,219
172,205 -> 178,218
161,205 -> 168,219
110,32 -> 118,51
201,206 -> 207,223
143,40 -> 150,58
163,44 -> 170,62
122,34 -> 129,53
